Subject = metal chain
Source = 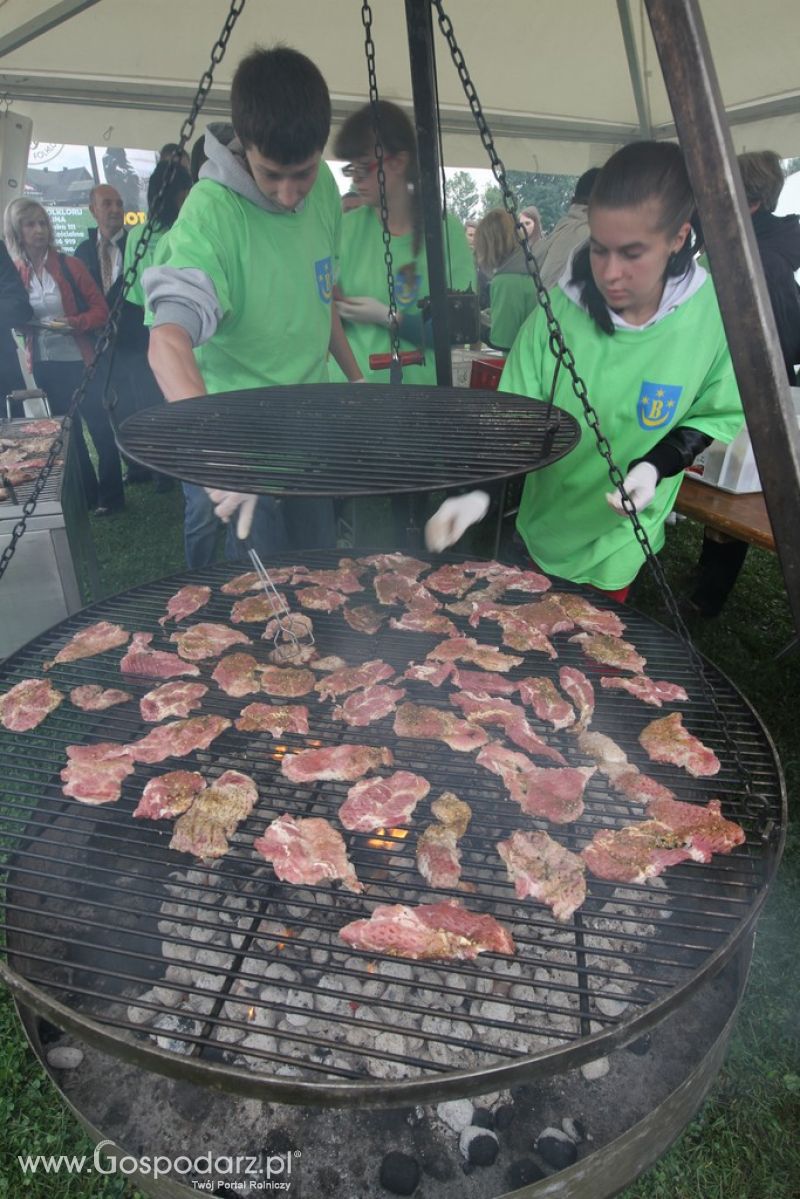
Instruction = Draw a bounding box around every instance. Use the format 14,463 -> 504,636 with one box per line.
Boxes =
0,0 -> 247,588
360,1 -> 402,368
433,0 -> 767,828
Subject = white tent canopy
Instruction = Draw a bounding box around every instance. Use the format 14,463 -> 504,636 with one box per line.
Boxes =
1,0 -> 799,173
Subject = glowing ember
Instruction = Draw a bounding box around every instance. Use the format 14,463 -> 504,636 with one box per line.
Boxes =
366,826 -> 410,851
246,1006 -> 256,1021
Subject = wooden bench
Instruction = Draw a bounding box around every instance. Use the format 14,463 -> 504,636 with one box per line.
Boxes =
675,475 -> 774,552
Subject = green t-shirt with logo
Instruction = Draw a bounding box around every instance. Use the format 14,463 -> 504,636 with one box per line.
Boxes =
123,222 -> 165,309
152,162 -> 340,393
331,206 -> 476,384
500,280 -> 743,589
489,273 -> 537,351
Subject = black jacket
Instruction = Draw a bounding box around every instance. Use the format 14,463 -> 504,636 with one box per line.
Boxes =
74,226 -> 147,352
0,239 -> 32,395
752,207 -> 800,382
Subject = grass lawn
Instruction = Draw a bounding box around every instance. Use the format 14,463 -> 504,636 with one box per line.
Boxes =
0,492 -> 797,1198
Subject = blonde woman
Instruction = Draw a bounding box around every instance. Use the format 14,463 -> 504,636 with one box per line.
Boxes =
474,209 -> 537,351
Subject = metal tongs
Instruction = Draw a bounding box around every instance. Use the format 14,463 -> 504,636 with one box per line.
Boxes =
248,548 -> 315,661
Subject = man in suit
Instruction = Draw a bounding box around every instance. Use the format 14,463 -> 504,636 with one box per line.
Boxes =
0,238 -> 32,401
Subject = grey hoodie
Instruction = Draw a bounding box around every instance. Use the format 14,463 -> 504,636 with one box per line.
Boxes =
533,203 -> 590,290
143,123 -> 304,346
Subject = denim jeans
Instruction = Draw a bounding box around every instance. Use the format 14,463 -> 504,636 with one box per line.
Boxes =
181,485 -> 336,570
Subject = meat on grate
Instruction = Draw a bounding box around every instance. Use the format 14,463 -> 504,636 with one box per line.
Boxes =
212,653 -> 264,697
645,795 -> 745,860
230,593 -> 290,624
130,714 -> 231,764
70,685 -> 132,711
389,610 -> 458,637
416,823 -> 464,890
133,770 -> 206,819
339,899 -> 515,961
301,564 -> 365,594
342,604 -> 387,635
0,677 -> 63,731
315,659 -> 395,700
263,613 -> 314,643
61,742 -> 136,805
600,675 -> 689,708
495,612 -> 559,657
424,563 -> 481,597
517,676 -> 576,730
427,636 -> 522,673
235,702 -> 310,736
577,729 -> 675,804
558,666 -> 594,731
120,632 -> 200,679
403,660 -> 455,687
431,792 -> 472,838
267,641 -> 317,666
552,592 -> 626,637
504,597 -> 574,636
394,702 -> 490,753
374,572 -> 440,612
450,667 -> 517,696
582,821 -> 692,883
254,814 -> 362,892
282,743 -> 394,783
158,584 -> 211,627
639,712 -> 720,777
339,770 -> 430,831
170,770 -> 258,858
451,692 -> 567,764
44,621 -> 130,670
170,623 -> 251,661
296,586 -> 347,612
259,665 -> 316,698
476,741 -> 594,822
356,552 -> 429,578
570,632 -> 646,674
139,681 -> 208,723
220,571 -> 263,595
497,830 -> 587,921
333,683 -> 407,727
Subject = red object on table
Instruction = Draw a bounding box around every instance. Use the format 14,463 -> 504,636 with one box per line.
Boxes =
469,357 -> 506,390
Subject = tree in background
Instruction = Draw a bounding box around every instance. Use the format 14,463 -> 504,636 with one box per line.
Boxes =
480,171 -> 578,233
444,170 -> 480,223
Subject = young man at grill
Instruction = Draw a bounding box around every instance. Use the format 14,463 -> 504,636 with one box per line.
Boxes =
144,46 -> 363,568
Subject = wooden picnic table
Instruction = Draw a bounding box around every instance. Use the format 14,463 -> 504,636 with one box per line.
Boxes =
675,475 -> 774,552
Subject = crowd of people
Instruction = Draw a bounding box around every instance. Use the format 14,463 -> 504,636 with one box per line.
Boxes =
0,41 -> 798,617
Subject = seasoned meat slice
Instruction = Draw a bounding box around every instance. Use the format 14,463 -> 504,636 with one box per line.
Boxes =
497,830 -> 587,921
339,899 -> 515,961
254,814 -> 362,892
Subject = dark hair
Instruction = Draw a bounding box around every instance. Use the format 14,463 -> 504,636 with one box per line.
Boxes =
147,160 -> 192,230
570,141 -> 696,334
190,135 -> 207,184
573,166 -> 600,205
334,100 -> 423,260
231,46 -> 330,163
737,150 -> 784,213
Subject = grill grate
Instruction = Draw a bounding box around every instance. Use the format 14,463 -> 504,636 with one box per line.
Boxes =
114,386 -> 580,495
0,420 -> 64,516
0,552 -> 784,1106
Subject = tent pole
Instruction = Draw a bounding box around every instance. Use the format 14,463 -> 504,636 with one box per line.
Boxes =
404,0 -> 452,386
616,0 -> 652,139
645,0 -> 800,638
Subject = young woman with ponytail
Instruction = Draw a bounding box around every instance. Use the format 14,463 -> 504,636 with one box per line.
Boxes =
426,141 -> 744,601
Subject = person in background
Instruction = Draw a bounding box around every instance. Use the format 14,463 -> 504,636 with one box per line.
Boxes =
426,141 -> 744,605
474,209 -> 536,351
533,167 -> 601,289
519,205 -> 543,245
144,47 -> 363,569
465,217 -> 491,310
688,150 -> 800,618
331,99 -> 475,385
3,199 -> 109,512
0,238 -> 32,399
159,142 -> 191,173
101,148 -> 141,214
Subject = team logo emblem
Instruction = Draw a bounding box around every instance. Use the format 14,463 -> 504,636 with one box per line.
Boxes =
315,257 -> 333,303
637,380 -> 683,430
394,270 -> 421,308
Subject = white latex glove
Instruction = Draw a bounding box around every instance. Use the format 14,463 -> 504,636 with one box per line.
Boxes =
605,462 -> 659,516
205,489 -> 258,540
425,490 -> 490,552
336,296 -> 392,326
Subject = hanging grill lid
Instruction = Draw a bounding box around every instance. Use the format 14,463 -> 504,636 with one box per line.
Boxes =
113,385 -> 579,496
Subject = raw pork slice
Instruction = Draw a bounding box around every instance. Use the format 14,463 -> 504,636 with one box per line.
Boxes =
235,702 -> 310,736
427,636 -> 522,673
311,655 -> 347,672
315,659 -> 394,700
424,563 -> 478,597
254,814 -> 362,892
1,677 -> 63,731
389,610 -> 458,637
221,571 -> 262,595
582,822 -> 692,884
282,743 -> 394,783
140,681 -> 208,722
170,623 -> 251,661
558,666 -> 594,731
497,830 -> 586,921
569,632 -> 646,674
301,565 -> 364,594
120,632 -> 200,679
551,593 -> 625,637
576,730 -> 674,805
212,653 -> 263,697
613,770 -> 676,805
259,665 -> 316,697
70,685 -> 132,711
190,770 -> 258,834
158,584 -> 211,627
333,684 -> 406,727
357,552 -> 428,578
61,742 -> 135,805
416,824 -> 463,890
492,566 -> 552,595
133,770 -> 205,819
44,621 -> 130,670
339,770 -> 430,831
517,677 -> 576,730
267,641 -> 317,667
404,660 -> 455,687
431,792 -> 472,838
343,604 -> 387,635
496,613 -> 558,658
169,806 -> 230,859
504,597 -> 573,636
296,586 -> 346,611
476,741 -> 593,822
451,693 -> 567,764
339,900 -> 515,961
394,702 -> 490,753
646,795 -> 745,861
450,668 -> 518,696
230,593 -> 289,624
130,714 -> 231,764
600,675 -> 689,708
639,712 -> 720,777
374,572 -> 439,612
263,613 -> 314,642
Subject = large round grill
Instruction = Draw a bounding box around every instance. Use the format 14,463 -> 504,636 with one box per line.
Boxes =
0,552 -> 784,1107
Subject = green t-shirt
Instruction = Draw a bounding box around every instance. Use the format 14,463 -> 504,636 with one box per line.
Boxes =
123,223 -> 165,309
151,162 -> 340,393
331,207 -> 476,385
488,273 -> 537,351
500,280 -> 744,589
